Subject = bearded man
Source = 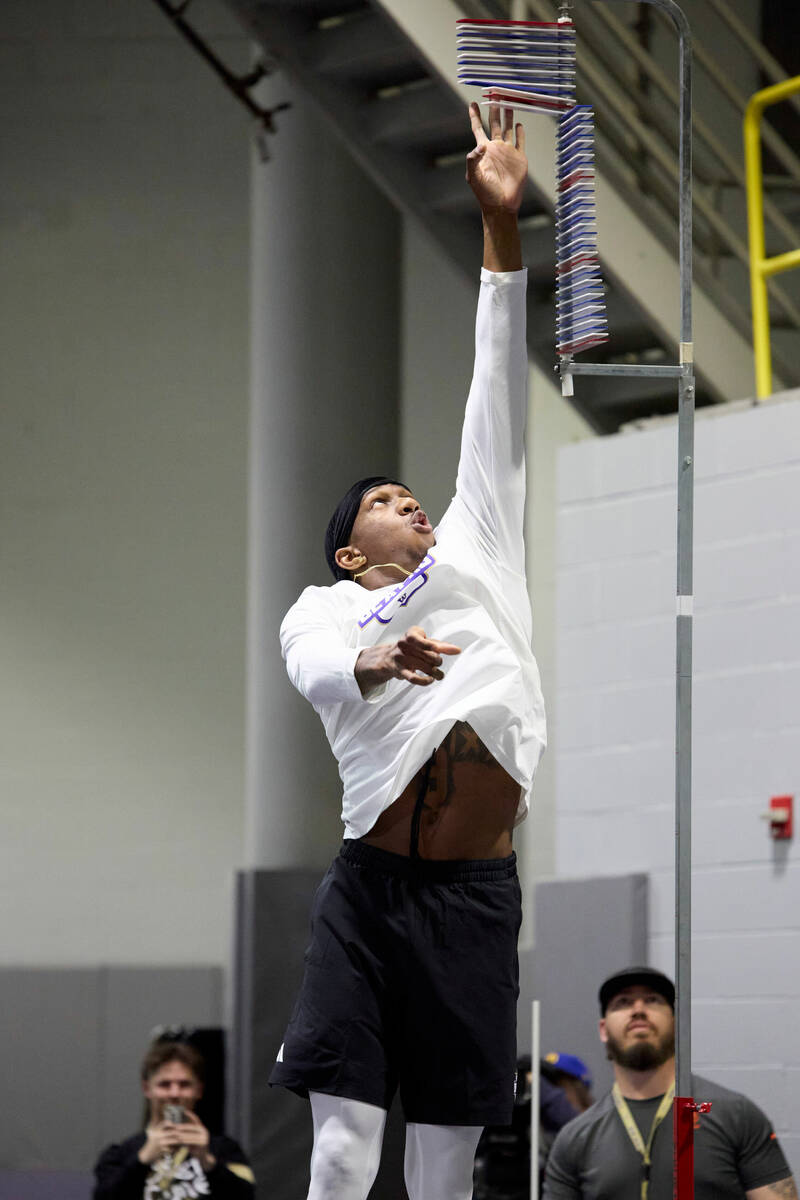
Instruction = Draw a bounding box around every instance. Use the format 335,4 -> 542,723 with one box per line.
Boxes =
543,967 -> 797,1200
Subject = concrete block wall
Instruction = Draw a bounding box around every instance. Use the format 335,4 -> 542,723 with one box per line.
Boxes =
555,391 -> 800,1175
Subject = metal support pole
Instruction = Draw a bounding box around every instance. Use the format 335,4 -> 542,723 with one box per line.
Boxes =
671,0 -> 695,1110
675,366 -> 694,1108
587,1 -> 694,1105
531,1001 -> 541,1200
553,0 -> 696,1191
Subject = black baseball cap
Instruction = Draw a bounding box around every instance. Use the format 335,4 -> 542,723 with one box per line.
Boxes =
599,966 -> 675,1014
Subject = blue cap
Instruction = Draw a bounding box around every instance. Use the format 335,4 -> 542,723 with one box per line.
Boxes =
543,1051 -> 592,1088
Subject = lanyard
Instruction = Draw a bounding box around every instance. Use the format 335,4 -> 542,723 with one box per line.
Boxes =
612,1081 -> 675,1200
153,1147 -> 188,1196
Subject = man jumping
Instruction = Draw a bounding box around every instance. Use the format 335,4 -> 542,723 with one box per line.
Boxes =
270,103 -> 546,1200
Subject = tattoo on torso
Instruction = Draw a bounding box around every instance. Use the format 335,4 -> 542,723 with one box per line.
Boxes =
422,722 -> 501,816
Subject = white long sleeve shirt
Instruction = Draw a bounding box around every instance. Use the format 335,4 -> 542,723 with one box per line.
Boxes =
280,268 -> 546,839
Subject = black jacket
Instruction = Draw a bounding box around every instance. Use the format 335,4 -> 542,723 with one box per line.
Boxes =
93,1131 -> 255,1200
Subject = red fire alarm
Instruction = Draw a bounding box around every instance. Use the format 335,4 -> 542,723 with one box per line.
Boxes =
761,795 -> 793,840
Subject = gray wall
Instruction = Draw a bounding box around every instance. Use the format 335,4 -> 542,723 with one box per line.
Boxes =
555,391 -> 800,1173
0,1 -> 250,969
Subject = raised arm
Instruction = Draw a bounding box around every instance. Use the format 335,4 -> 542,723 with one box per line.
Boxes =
443,104 -> 530,575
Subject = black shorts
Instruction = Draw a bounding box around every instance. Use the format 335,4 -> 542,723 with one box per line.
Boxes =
269,839 -> 522,1126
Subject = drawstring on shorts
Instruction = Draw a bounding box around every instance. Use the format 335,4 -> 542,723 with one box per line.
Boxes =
409,750 -> 437,859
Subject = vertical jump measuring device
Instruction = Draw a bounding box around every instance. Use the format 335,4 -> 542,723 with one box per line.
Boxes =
458,1 -> 704,1195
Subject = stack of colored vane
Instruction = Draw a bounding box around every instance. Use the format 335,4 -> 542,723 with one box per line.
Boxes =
456,18 -> 576,114
457,20 -> 608,358
555,105 -> 609,356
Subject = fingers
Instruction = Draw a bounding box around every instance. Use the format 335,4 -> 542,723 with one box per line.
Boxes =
399,669 -> 438,686
465,142 -> 486,183
392,628 -> 461,685
469,101 -> 488,146
157,1130 -> 182,1149
404,628 -> 461,656
516,121 -> 525,153
435,640 -> 461,655
178,1128 -> 207,1144
490,104 -> 515,142
396,641 -> 444,679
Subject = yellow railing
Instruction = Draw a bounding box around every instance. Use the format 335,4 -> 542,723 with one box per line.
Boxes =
744,75 -> 800,399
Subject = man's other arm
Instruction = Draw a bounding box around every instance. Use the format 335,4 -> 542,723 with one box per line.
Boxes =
746,1181 -> 798,1200
281,592 -> 460,702
732,1091 -> 797,1200
542,1124 -> 584,1200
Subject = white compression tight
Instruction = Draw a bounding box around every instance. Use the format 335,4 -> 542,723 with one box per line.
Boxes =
403,1121 -> 483,1200
307,1093 -> 482,1200
308,1095 -> 386,1200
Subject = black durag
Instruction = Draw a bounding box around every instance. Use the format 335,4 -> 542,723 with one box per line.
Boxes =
324,476 -> 407,582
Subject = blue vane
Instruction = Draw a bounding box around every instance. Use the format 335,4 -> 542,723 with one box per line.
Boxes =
555,106 -> 609,356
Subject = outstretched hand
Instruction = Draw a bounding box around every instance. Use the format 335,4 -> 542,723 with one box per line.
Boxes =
466,102 -> 528,214
355,627 -> 461,695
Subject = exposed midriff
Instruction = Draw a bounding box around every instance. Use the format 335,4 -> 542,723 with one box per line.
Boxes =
360,721 -> 520,859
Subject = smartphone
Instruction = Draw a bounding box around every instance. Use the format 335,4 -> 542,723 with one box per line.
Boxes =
163,1104 -> 186,1124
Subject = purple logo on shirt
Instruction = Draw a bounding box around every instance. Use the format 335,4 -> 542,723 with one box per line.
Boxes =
358,554 -> 436,628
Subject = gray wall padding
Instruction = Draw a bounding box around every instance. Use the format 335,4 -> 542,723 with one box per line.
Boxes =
231,868 -> 409,1200
0,966 -> 223,1173
533,874 -> 649,1098
0,1171 -> 92,1200
232,869 -> 320,1200
3,970 -> 102,1170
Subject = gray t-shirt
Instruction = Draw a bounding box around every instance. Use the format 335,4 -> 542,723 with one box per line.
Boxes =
543,1075 -> 790,1200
